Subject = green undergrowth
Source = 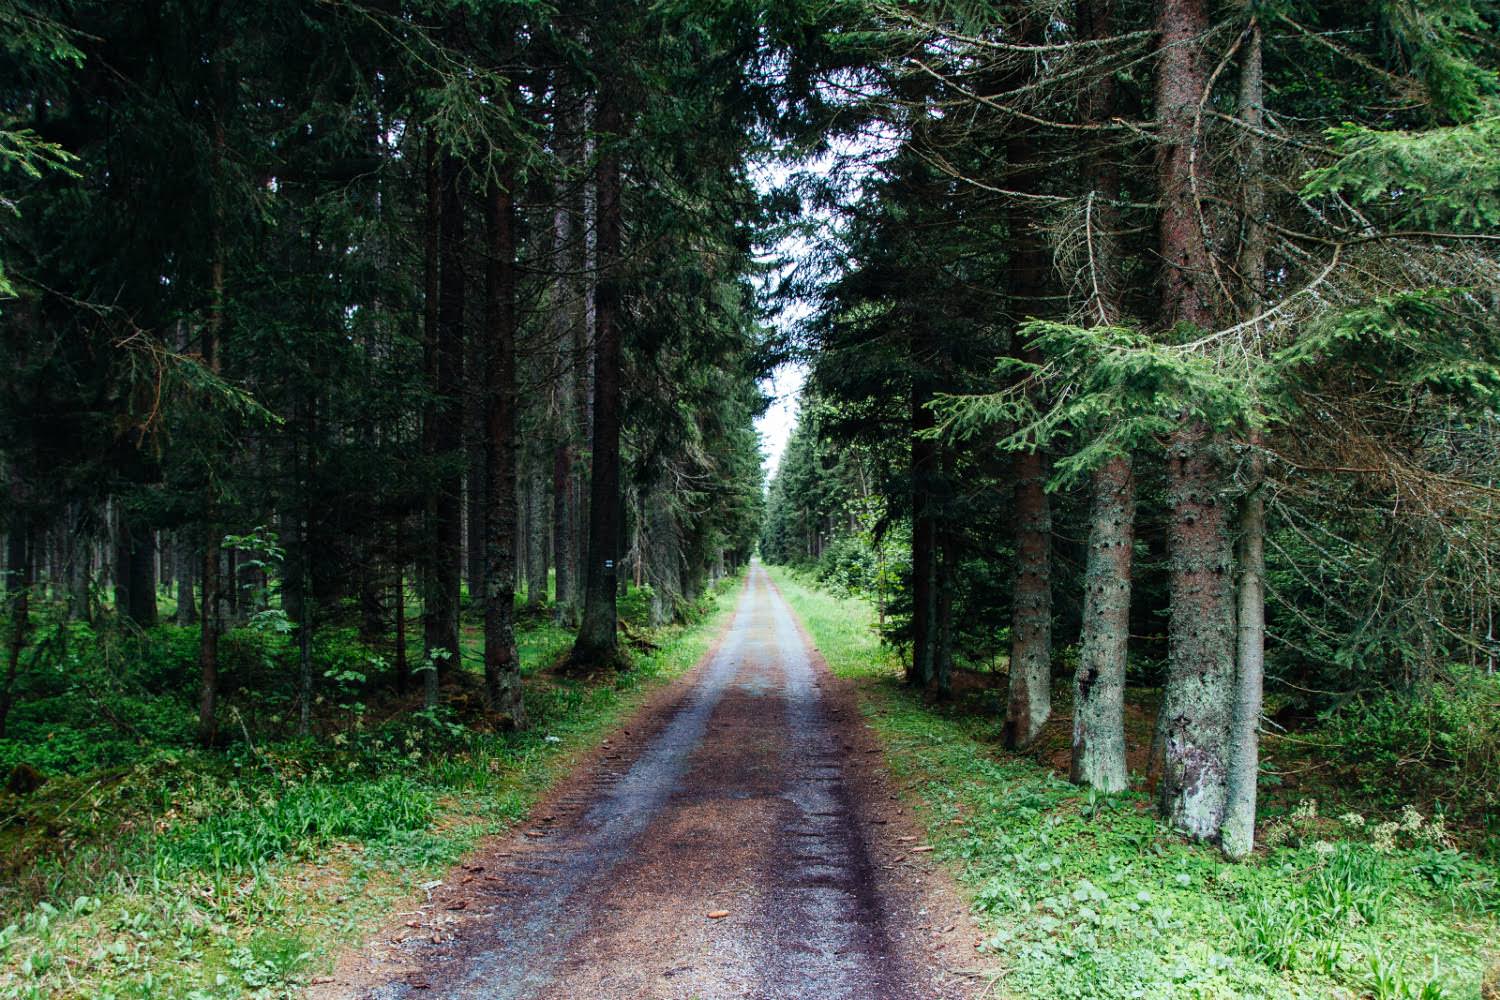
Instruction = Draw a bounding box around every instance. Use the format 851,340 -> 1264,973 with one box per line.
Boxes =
0,574 -> 741,999
767,565 -> 1499,1000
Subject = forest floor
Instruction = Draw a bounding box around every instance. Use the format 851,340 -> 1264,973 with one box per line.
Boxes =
5,569 -> 1496,1000
0,579 -> 742,999
313,562 -> 983,1000
768,567 -> 1500,1000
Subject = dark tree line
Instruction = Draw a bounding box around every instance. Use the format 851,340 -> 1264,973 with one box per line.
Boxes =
763,0 -> 1500,855
0,0 -> 779,741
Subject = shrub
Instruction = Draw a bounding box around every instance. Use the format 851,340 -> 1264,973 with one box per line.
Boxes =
154,774 -> 433,875
1319,668 -> 1500,826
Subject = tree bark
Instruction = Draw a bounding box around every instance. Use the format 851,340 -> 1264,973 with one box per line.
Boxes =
935,531 -> 955,695
196,99 -> 226,748
394,521 -> 409,693
1073,456 -> 1136,790
0,522 -> 32,739
1070,0 -> 1136,792
419,129 -> 441,706
482,164 -> 525,723
527,463 -> 549,608
910,373 -> 938,688
1005,447 -> 1053,748
174,532 -> 197,624
63,504 -> 92,624
570,94 -> 625,668
112,503 -> 129,616
467,398 -> 487,602
550,162 -> 578,623
553,438 -> 575,622
1002,119 -> 1055,750
127,525 -> 157,626
1150,0 -> 1236,842
1222,14 -> 1267,859
425,150 -> 465,702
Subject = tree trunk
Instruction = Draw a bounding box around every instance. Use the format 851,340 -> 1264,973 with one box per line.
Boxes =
467,399 -> 487,603
646,490 -> 682,627
64,504 -> 92,624
553,439 -> 575,623
394,522 -> 409,693
571,94 -> 625,668
224,547 -> 241,625
1070,0 -> 1135,791
1157,424 -> 1235,837
1005,448 -> 1054,749
1222,14 -> 1267,859
1223,448 -> 1265,856
1002,119 -> 1055,750
127,526 -> 157,626
175,532 -> 197,624
572,119 -> 595,623
1072,456 -> 1136,791
425,150 -> 465,702
112,503 -> 129,616
0,522 -> 32,739
296,558 -> 313,738
197,524 -> 220,746
910,372 -> 938,687
482,163 -> 525,723
548,130 -> 579,624
1151,0 -> 1236,841
419,129 -> 442,707
527,463 -> 548,608
196,101 -> 226,748
935,531 -> 955,695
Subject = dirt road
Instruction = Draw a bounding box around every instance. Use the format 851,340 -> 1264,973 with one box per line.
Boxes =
323,564 -> 977,1000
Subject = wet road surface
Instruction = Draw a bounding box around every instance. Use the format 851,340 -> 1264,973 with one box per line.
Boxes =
330,564 -> 972,1000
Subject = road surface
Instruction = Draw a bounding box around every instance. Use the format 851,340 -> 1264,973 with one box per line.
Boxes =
321,563 -> 976,1000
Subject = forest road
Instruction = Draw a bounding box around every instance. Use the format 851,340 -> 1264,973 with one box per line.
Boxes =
318,563 -> 979,1000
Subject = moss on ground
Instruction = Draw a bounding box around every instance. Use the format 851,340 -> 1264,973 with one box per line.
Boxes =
769,565 -> 1499,1000
0,575 -> 740,1000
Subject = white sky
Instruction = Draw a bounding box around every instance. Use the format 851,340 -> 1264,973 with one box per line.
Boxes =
756,361 -> 806,480
748,116 -> 893,486
750,153 -> 814,486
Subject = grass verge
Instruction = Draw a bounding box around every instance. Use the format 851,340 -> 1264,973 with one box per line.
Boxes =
0,574 -> 741,1000
767,565 -> 1499,1000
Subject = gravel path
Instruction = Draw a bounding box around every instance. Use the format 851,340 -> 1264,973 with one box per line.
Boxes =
319,564 -> 979,1000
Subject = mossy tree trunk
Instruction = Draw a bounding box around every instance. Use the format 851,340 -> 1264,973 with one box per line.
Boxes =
1006,446 -> 1054,749
1073,455 -> 1136,791
1152,0 -> 1236,840
1222,11 -> 1268,860
1002,116 -> 1055,750
1070,0 -> 1135,792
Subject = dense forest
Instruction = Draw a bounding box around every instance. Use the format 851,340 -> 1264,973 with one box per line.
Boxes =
1,0 -> 1498,997
761,0 -> 1500,853
2,0 -> 772,738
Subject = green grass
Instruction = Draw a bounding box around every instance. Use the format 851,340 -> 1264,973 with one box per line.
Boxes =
0,575 -> 741,999
767,565 -> 1499,1000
